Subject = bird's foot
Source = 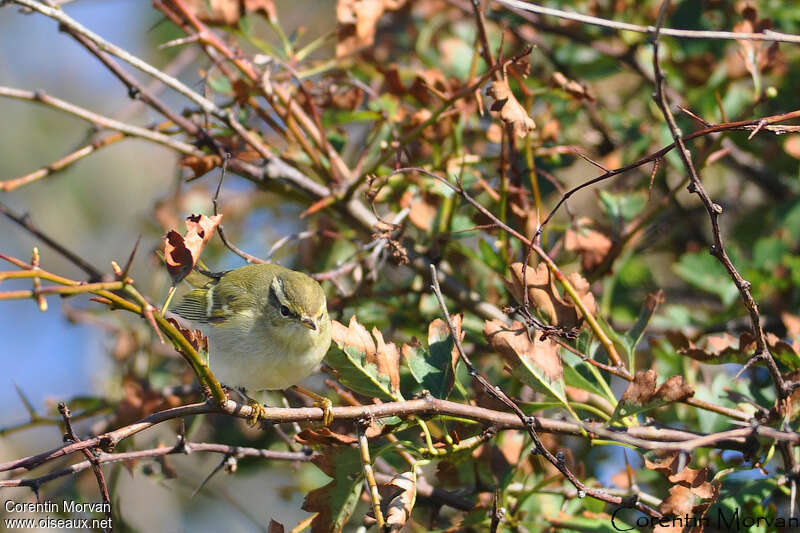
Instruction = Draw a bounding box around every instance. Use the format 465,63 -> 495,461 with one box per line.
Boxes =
246,398 -> 266,427
315,396 -> 334,427
291,385 -> 334,427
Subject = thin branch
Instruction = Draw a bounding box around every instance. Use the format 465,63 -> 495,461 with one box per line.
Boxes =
649,1 -> 794,399
1,132 -> 124,192
0,86 -> 200,155
0,440 -> 313,489
4,397 -> 787,477
0,201 -> 104,280
495,0 -> 800,44
58,403 -> 113,528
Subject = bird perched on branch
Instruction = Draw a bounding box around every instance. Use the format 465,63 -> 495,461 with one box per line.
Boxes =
171,263 -> 333,424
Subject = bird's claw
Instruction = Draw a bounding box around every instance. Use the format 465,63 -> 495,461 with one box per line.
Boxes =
315,397 -> 334,427
247,399 -> 266,427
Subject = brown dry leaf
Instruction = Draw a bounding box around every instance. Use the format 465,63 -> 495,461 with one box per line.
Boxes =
621,369 -> 658,404
179,155 -> 223,179
381,471 -> 416,532
551,71 -> 595,102
645,451 -> 715,500
486,79 -> 535,138
621,371 -> 694,405
565,385 -> 590,403
409,69 -> 448,104
331,316 -> 401,394
656,375 -> 694,403
267,520 -> 284,533
565,226 -> 613,271
166,317 -> 210,355
483,319 -> 562,382
665,330 -> 752,363
182,0 -> 276,25
497,432 -> 526,465
506,262 -> 596,330
328,85 -> 364,110
164,214 -> 223,284
336,0 -> 408,57
669,330 -> 799,367
372,327 -> 401,393
732,7 -> 779,80
657,486 -> 695,530
295,427 -> 357,446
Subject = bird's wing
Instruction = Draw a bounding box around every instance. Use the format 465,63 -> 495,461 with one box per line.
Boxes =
171,277 -> 258,324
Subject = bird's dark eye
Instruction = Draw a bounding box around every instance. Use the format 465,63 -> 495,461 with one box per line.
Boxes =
280,305 -> 291,317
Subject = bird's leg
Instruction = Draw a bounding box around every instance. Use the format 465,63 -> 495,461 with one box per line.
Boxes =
290,385 -> 334,426
238,388 -> 266,426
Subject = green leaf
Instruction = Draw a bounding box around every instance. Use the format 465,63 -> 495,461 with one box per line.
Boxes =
752,236 -> 788,270
302,446 -> 363,533
478,239 -> 505,274
599,190 -> 646,227
326,317 -> 403,401
404,316 -> 461,399
673,251 -> 739,306
561,355 -> 608,400
622,290 -> 664,370
326,346 -> 397,401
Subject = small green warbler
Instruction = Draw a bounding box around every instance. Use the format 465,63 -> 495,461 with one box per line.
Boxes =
171,263 -> 332,422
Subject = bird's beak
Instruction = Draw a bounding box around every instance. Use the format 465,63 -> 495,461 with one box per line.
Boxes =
301,316 -> 317,331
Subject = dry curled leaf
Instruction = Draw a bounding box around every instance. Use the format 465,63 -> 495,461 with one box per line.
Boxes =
663,330 -> 799,368
336,0 -> 408,57
505,262 -> 596,330
621,370 -> 694,405
551,71 -> 595,102
486,79 -> 535,138
182,0 -> 276,25
296,427 -> 358,446
565,224 -> 613,272
645,451 -> 717,502
163,214 -> 223,284
381,471 -> 416,532
657,485 -> 695,529
484,319 -> 562,382
179,155 -> 223,179
166,316 -> 210,355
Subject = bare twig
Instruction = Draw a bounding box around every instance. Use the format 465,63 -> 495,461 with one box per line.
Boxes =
212,154 -> 268,264
58,403 -> 113,528
0,87 -> 200,155
648,1 -> 794,400
0,201 -> 104,280
495,0 -> 800,44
